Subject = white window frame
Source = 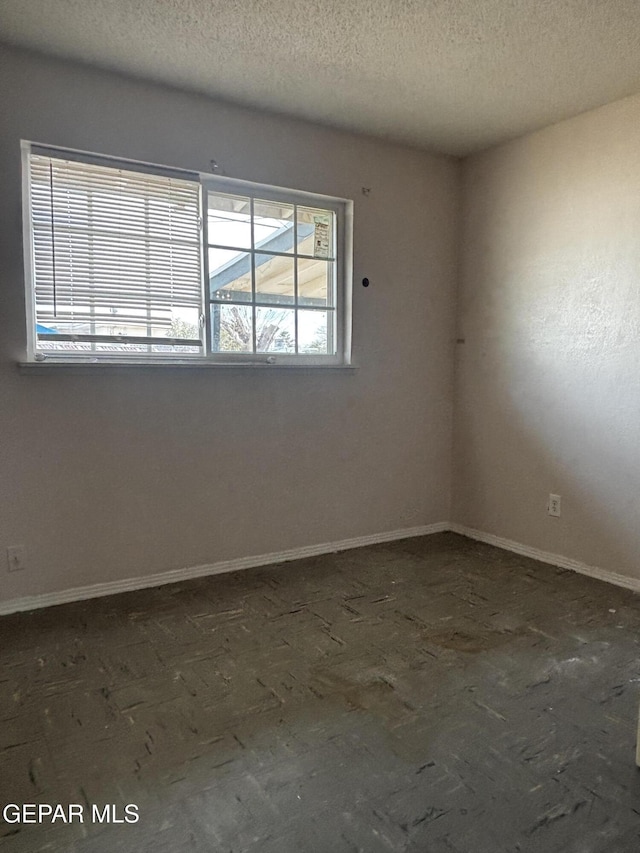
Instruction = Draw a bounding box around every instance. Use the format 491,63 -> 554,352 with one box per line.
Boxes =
21,141 -> 353,368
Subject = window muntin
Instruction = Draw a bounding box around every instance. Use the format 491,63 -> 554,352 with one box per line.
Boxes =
23,144 -> 350,366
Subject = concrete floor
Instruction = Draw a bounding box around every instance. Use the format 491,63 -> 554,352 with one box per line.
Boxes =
1,532 -> 639,852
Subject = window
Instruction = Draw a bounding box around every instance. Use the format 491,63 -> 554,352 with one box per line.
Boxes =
22,143 -> 352,366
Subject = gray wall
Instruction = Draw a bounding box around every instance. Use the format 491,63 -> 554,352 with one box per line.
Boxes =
454,92 -> 640,580
0,46 -> 459,602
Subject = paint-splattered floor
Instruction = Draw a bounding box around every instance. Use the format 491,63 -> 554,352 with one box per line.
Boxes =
1,532 -> 639,852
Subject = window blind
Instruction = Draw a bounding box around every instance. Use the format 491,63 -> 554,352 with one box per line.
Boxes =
29,152 -> 203,353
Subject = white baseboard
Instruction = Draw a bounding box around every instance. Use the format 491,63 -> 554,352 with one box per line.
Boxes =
0,522 -> 449,616
450,523 -> 640,594
3,521 -> 637,617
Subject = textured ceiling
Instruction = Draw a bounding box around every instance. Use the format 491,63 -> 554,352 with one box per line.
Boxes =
2,0 -> 640,155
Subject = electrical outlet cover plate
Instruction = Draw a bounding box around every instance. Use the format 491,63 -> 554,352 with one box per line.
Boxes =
548,494 -> 561,517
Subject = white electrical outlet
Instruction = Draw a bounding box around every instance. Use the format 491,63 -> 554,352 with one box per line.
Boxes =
548,494 -> 561,517
6,545 -> 27,572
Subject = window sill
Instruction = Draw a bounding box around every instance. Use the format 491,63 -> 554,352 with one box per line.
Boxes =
18,359 -> 357,375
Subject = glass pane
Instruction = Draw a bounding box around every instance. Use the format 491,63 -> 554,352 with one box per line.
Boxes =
35,307 -> 202,355
211,303 -> 253,352
254,199 -> 295,253
255,253 -> 295,305
207,192 -> 251,249
298,310 -> 333,354
255,307 -> 295,353
167,307 -> 201,340
209,247 -> 252,302
296,207 -> 334,259
297,257 -> 334,307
